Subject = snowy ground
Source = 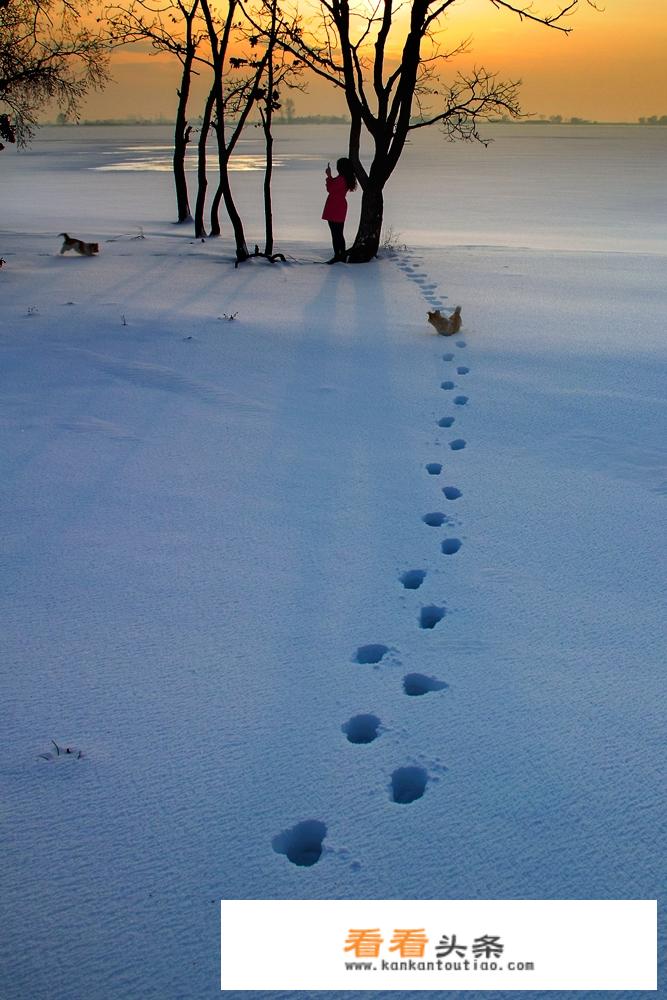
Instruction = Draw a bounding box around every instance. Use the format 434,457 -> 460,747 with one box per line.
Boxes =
1,124 -> 665,999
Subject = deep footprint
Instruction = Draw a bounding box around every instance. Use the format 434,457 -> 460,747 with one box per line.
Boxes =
441,538 -> 462,555
422,511 -> 448,527
403,673 -> 449,696
355,644 -> 389,664
457,366 -> 470,375
442,486 -> 462,500
441,381 -> 456,390
456,341 -> 466,348
419,605 -> 446,629
437,417 -> 455,428
400,569 -> 427,590
449,439 -> 466,450
454,396 -> 469,406
342,714 -> 381,744
390,766 -> 428,804
272,820 -> 327,866
442,353 -> 455,361
425,462 -> 442,475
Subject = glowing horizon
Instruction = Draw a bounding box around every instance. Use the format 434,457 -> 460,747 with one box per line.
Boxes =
79,1 -> 666,123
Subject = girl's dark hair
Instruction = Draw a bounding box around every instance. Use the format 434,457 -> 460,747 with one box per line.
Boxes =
337,157 -> 357,192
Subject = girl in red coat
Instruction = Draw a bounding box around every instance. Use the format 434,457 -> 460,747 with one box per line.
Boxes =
322,157 -> 357,263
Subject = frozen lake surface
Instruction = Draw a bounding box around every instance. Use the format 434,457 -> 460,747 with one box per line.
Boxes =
2,122 -> 666,252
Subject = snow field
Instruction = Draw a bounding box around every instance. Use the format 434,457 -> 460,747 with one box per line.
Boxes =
1,123 -> 666,999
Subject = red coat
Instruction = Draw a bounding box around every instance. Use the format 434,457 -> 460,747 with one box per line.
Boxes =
322,175 -> 349,223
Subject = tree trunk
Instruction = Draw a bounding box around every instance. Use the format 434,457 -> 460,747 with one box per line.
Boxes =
263,120 -> 274,256
173,55 -> 195,223
194,87 -> 215,238
264,125 -> 273,257
262,3 -> 276,257
348,183 -> 383,262
208,81 -> 251,260
210,162 -> 249,262
209,165 -> 223,237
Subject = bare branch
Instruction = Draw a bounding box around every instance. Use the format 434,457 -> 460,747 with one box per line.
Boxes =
487,0 -> 578,34
408,66 -> 523,142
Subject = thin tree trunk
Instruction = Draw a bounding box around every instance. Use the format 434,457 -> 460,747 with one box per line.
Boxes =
209,155 -> 223,237
172,4 -> 200,223
194,86 -> 215,238
208,71 -> 260,260
173,81 -> 193,222
211,161 -> 249,261
262,117 -> 274,255
262,1 -> 277,256
198,0 -> 247,258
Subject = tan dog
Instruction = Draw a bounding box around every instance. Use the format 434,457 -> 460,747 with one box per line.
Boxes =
59,233 -> 99,256
427,305 -> 462,336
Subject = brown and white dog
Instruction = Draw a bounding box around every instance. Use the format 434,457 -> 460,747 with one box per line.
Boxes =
59,233 -> 100,256
427,305 -> 462,336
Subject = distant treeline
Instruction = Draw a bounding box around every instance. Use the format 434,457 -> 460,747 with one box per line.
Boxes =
50,115 -> 172,126
274,114 -> 350,124
490,114 -> 667,126
48,113 -> 664,128
48,114 -> 349,127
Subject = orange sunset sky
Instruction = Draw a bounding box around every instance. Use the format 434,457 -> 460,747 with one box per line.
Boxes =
83,0 -> 667,122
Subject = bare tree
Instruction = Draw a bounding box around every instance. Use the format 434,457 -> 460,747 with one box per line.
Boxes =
256,0 -> 280,256
243,0 -> 304,257
1,0 -> 110,148
261,0 -> 596,261
198,0 -> 272,259
193,82 -> 215,236
106,0 -> 207,222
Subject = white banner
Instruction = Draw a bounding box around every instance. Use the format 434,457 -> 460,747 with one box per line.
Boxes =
220,898 -> 657,991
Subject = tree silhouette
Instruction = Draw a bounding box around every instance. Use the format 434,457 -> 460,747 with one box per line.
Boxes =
106,0 -> 206,222
1,0 -> 110,148
260,0 -> 597,261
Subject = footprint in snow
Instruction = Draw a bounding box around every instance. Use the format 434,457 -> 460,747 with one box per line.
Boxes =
342,714 -> 382,744
442,353 -> 455,361
441,538 -> 462,555
354,643 -> 389,664
456,366 -> 470,375
456,341 -> 467,348
441,381 -> 456,390
438,417 -> 455,428
425,462 -> 442,475
449,439 -> 466,450
403,673 -> 449,696
453,396 -> 469,406
442,486 -> 462,500
419,605 -> 446,629
400,569 -> 427,590
272,820 -> 327,867
422,511 -> 449,527
390,766 -> 428,804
